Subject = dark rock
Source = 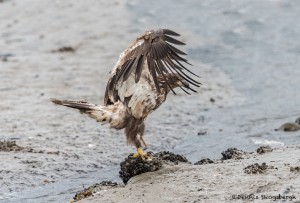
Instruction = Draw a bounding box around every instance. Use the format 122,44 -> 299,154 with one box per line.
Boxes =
194,158 -> 214,165
244,163 -> 268,174
119,152 -> 163,184
119,151 -> 190,184
221,147 -> 244,160
256,145 -> 273,154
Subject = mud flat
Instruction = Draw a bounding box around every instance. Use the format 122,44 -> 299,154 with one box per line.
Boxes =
77,145 -> 300,203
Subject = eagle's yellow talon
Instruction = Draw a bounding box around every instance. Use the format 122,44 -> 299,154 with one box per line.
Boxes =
133,148 -> 153,160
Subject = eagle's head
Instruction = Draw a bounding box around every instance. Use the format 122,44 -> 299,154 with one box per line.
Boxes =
139,29 -> 164,43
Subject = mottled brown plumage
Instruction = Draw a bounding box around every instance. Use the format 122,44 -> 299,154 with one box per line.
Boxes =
51,29 -> 200,157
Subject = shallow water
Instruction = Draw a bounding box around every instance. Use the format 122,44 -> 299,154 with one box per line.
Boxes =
1,0 -> 300,202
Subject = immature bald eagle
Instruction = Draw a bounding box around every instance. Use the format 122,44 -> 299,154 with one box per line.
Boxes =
51,29 -> 200,159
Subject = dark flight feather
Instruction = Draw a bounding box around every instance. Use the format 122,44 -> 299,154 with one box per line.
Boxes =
155,61 -> 176,94
162,29 -> 181,36
163,35 -> 186,45
135,55 -> 145,83
167,43 -> 187,55
147,58 -> 160,93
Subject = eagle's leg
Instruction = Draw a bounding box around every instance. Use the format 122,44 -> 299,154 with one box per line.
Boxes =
126,119 -> 153,160
134,123 -> 154,160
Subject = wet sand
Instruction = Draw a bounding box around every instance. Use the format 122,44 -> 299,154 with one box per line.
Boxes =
1,0 -> 300,202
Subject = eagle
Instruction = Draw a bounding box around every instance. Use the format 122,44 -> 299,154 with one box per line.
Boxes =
51,29 -> 200,159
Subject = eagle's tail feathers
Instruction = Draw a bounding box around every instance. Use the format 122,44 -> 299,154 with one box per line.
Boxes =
51,99 -> 97,110
51,98 -> 112,124
51,99 -> 126,129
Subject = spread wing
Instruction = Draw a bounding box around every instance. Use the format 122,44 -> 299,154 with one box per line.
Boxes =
104,29 -> 200,106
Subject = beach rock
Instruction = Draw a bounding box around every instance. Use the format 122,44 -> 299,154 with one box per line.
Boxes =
119,153 -> 163,184
119,151 -> 190,184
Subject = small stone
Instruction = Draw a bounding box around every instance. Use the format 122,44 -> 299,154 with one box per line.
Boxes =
52,46 -> 76,53
197,130 -> 207,136
194,158 -> 214,165
0,140 -> 23,152
154,151 -> 190,164
221,148 -> 244,160
73,181 -> 119,202
256,146 -> 273,154
277,123 -> 300,132
244,163 -> 268,174
295,117 -> 300,125
290,166 -> 300,173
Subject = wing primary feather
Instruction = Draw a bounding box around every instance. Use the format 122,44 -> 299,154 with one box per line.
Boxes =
163,59 -> 199,88
155,40 -> 169,58
172,56 -> 200,78
161,60 -> 192,94
179,86 -> 191,94
187,86 -> 197,92
176,64 -> 201,85
152,45 -> 160,59
115,60 -> 130,82
166,43 -> 187,55
162,29 -> 181,36
151,45 -> 160,59
155,61 -> 176,94
156,58 -> 168,73
123,56 -> 141,81
170,50 -> 191,65
147,58 -> 160,93
116,59 -> 135,82
164,35 -> 186,45
165,56 -> 201,86
162,60 -> 198,93
135,55 -> 145,83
